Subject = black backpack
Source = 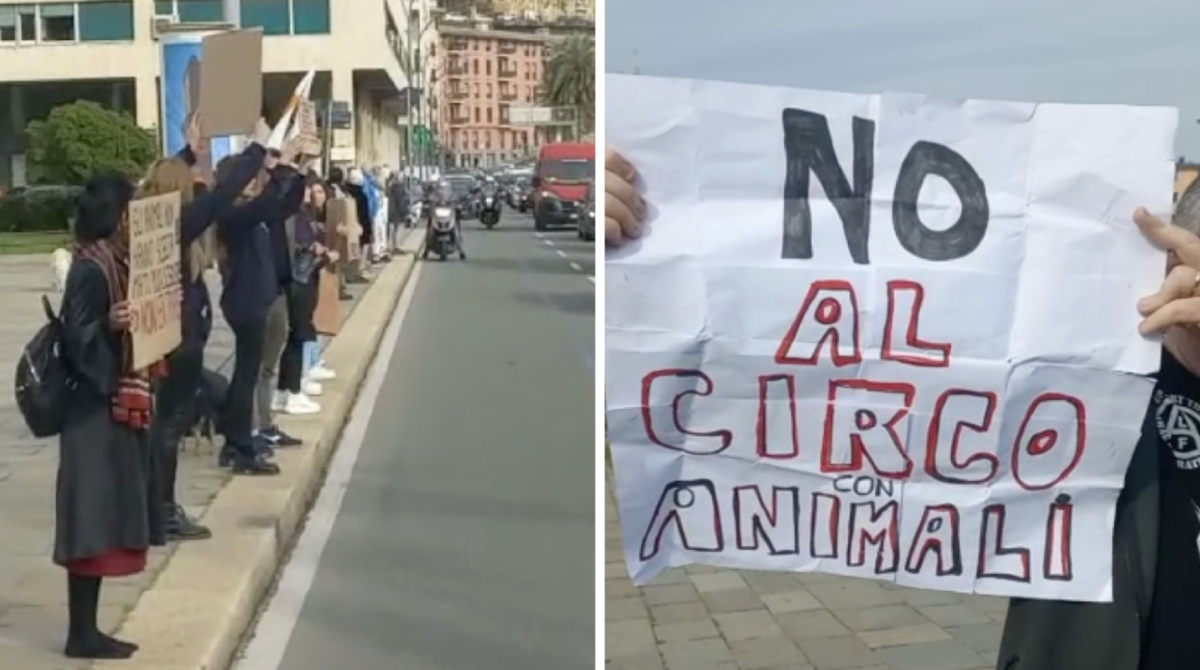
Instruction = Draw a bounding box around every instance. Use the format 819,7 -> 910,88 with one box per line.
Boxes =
15,296 -> 73,438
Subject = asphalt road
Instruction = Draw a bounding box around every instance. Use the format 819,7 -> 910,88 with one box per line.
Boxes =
236,211 -> 596,670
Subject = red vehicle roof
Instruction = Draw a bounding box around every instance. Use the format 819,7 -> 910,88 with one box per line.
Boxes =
538,142 -> 595,160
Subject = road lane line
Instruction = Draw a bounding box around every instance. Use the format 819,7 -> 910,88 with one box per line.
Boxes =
570,262 -> 582,272
555,249 -> 568,258
232,261 -> 424,670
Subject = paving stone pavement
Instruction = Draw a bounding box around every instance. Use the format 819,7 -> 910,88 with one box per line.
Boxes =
605,478 -> 1007,670
0,253 -> 388,667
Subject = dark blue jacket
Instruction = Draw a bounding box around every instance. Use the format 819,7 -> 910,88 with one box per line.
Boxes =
215,162 -> 304,327
266,167 -> 308,292
175,143 -> 266,347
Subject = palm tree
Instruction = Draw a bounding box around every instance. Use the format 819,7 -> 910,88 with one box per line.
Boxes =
542,35 -> 594,137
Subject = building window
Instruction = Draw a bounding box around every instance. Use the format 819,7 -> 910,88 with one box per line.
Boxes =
291,0 -> 329,34
486,107 -> 492,123
79,1 -> 134,41
0,7 -> 17,42
241,0 -> 290,35
175,0 -> 224,21
16,5 -> 35,41
485,60 -> 491,75
473,107 -> 479,123
472,59 -> 478,74
39,3 -> 76,42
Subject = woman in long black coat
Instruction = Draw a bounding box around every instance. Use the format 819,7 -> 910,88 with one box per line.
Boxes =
55,173 -> 170,659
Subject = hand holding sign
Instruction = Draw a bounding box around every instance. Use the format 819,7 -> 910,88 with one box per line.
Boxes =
605,147 -> 643,246
1134,207 -> 1200,333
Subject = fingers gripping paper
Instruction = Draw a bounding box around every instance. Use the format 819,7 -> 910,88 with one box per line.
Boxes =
604,75 -> 1178,603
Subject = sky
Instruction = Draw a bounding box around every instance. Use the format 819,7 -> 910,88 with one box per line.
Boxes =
604,0 -> 1200,157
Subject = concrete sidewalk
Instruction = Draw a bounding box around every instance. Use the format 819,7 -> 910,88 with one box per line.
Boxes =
0,244 -> 416,668
605,478 -> 1007,670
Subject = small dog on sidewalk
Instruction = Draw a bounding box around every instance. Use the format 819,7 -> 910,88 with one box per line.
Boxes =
50,248 -> 72,293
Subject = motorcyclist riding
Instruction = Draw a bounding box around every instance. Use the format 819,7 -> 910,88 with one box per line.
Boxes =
423,180 -> 466,259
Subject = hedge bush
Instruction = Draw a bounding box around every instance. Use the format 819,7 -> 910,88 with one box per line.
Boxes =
0,185 -> 81,233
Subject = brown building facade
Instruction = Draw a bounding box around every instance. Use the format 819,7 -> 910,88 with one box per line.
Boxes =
436,27 -> 549,167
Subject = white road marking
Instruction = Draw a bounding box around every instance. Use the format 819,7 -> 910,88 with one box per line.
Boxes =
531,230 -> 593,285
231,260 -> 425,670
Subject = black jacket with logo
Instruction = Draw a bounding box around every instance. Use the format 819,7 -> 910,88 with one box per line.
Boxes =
997,350 -> 1200,670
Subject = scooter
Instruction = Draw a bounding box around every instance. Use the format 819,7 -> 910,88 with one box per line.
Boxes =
479,191 -> 502,229
422,205 -> 465,261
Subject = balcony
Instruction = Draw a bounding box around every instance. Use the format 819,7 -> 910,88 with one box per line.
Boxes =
498,41 -> 518,55
500,88 -> 517,101
449,88 -> 470,100
446,60 -> 468,75
447,38 -> 469,51
449,114 -> 471,125
499,60 -> 518,78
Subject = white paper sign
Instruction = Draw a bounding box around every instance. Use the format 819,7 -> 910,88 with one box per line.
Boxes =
604,74 -> 1178,603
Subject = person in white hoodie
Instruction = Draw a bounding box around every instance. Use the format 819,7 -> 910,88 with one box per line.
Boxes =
371,165 -> 391,259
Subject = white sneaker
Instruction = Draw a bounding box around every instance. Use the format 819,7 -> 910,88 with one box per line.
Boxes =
303,379 -> 323,396
283,393 -> 321,415
271,390 -> 288,411
309,364 -> 336,381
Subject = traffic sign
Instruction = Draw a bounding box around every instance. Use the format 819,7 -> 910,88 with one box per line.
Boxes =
413,125 -> 433,148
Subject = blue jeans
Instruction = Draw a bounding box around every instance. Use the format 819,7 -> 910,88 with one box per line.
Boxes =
303,340 -> 320,377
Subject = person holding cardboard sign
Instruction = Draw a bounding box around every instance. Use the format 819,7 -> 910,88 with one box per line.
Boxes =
140,113 -> 270,540
603,146 -> 1200,670
211,136 -> 306,475
54,173 -> 175,660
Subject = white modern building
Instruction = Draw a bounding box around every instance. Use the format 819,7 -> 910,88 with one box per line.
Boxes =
0,0 -> 431,186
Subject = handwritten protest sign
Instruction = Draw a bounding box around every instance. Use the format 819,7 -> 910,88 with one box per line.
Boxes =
604,75 -> 1178,603
295,100 -> 322,157
128,192 -> 182,370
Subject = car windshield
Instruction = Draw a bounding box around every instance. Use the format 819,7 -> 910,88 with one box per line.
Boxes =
540,157 -> 594,183
482,183 -> 499,195
445,178 -> 473,197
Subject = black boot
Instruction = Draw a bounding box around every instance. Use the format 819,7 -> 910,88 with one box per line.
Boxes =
166,504 -> 212,541
65,575 -> 137,659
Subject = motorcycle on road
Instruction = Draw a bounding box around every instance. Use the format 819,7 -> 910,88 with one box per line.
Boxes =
478,186 -> 502,229
423,205 -> 465,261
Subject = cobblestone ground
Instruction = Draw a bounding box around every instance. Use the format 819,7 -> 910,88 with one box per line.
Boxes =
0,255 -> 376,667
605,478 -> 1007,670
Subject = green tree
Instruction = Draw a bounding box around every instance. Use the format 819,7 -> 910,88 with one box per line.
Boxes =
25,100 -> 158,185
542,35 -> 595,136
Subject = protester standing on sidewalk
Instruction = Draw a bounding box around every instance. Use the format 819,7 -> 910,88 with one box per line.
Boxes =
214,143 -> 304,475
55,173 -> 171,659
275,172 -> 338,415
254,147 -> 308,450
340,168 -> 372,285
388,170 -> 409,249
143,117 -> 270,540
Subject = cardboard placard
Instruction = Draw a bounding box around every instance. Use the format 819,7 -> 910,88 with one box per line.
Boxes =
326,197 -> 362,260
199,29 -> 263,137
296,100 -> 322,156
313,268 -> 341,336
127,192 -> 183,370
